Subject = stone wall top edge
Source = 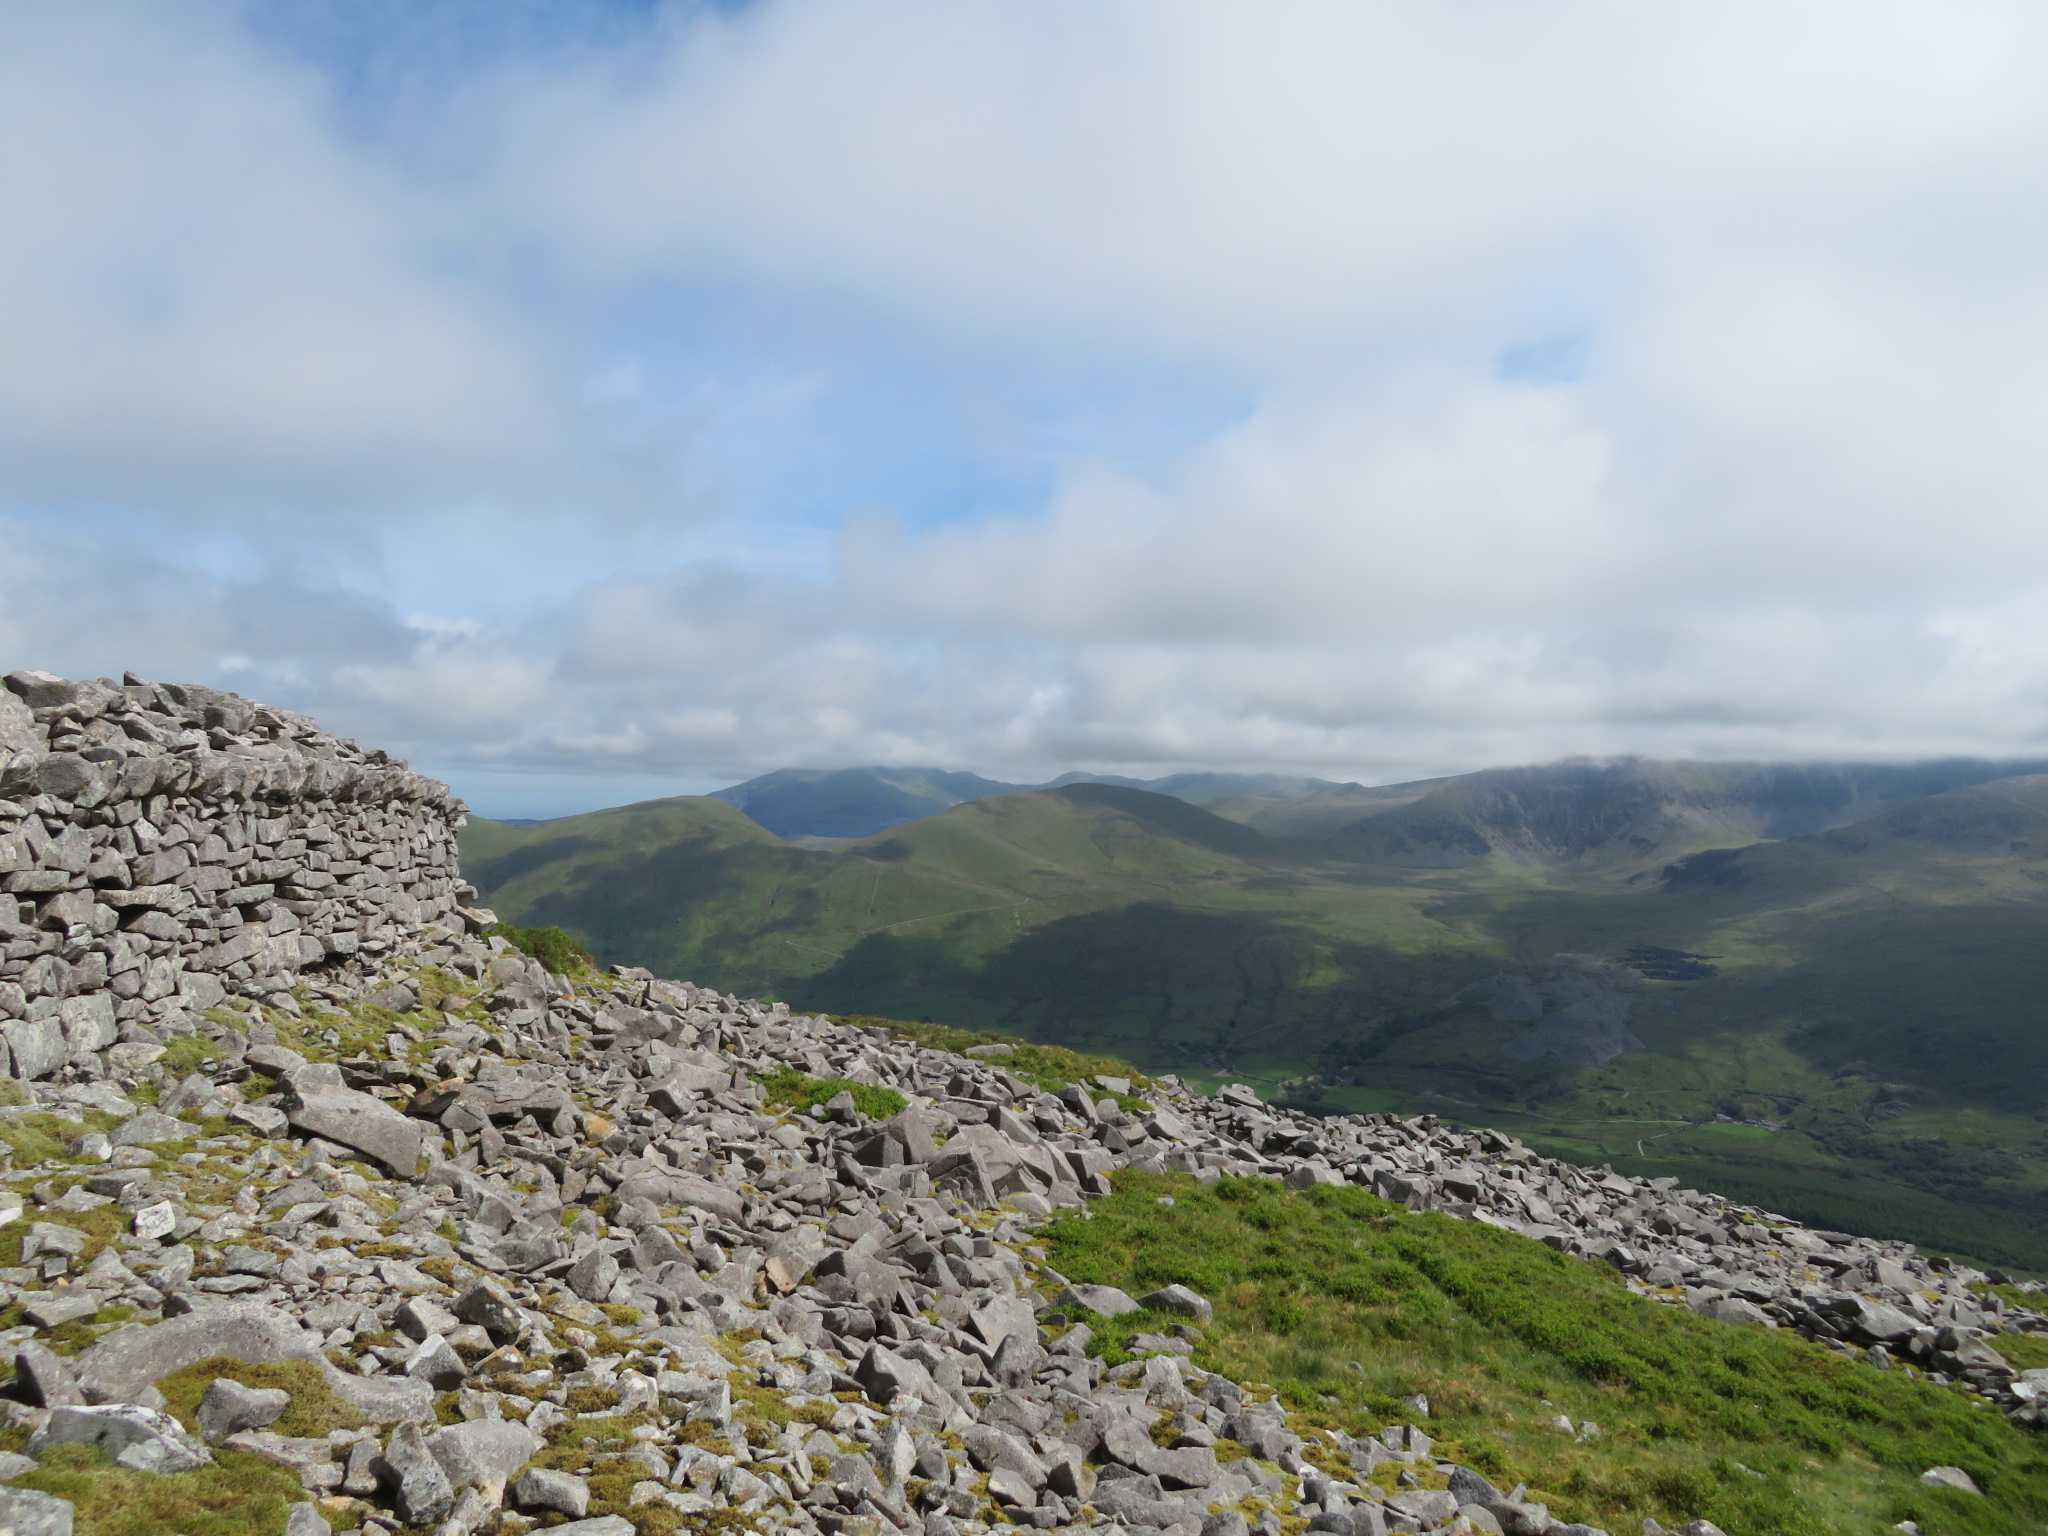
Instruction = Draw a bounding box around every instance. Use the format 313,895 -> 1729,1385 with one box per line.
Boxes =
0,668 -> 462,817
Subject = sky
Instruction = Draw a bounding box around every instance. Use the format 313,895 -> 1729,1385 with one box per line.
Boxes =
9,1 -> 2048,818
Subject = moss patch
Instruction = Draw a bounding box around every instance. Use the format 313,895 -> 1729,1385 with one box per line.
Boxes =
484,922 -> 599,978
156,1356 -> 365,1439
10,1441 -> 316,1536
0,1110 -> 123,1166
838,1015 -> 1151,1108
752,1065 -> 906,1122
1047,1171 -> 2048,1536
159,1034 -> 222,1078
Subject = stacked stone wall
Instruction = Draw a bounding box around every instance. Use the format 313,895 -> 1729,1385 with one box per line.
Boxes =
0,669 -> 465,1080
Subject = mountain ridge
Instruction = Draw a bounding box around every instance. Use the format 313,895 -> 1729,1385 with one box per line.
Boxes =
705,764 -> 1347,840
463,755 -> 2048,1266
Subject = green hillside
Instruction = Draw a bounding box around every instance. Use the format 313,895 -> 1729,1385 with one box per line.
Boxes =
1206,777 -> 1453,838
702,764 -> 1347,841
462,761 -> 2048,1268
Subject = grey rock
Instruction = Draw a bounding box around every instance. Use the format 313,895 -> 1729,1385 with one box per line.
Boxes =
243,1043 -> 307,1076
375,1420 -> 456,1525
58,996 -> 117,1058
516,1465 -> 591,1517
28,1403 -> 212,1473
74,1301 -> 322,1403
567,1246 -> 619,1302
3,670 -> 78,709
451,1282 -> 523,1340
284,1503 -> 330,1536
428,1418 -> 542,1493
195,1377 -> 289,1442
1840,1297 -> 1921,1343
1137,1283 -> 1213,1322
540,1519 -> 636,1536
852,1343 -> 950,1416
13,1343 -> 83,1407
1,1019 -> 69,1081
405,1333 -> 468,1390
1695,1296 -> 1771,1328
394,1296 -> 459,1342
23,1296 -> 102,1331
1058,1283 -> 1139,1318
0,1487 -> 73,1536
608,1170 -> 744,1222
0,690 -> 38,755
324,1368 -> 436,1424
283,1083 -> 426,1176
1388,1489 -> 1459,1525
1919,1465 -> 1981,1494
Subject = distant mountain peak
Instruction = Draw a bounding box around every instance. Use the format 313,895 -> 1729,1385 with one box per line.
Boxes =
708,764 -> 1342,840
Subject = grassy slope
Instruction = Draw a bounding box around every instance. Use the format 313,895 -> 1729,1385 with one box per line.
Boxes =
465,773 -> 2048,1268
1049,1174 -> 2048,1536
465,789 -> 1504,1079
1205,779 -> 1453,838
1329,780 -> 2048,1267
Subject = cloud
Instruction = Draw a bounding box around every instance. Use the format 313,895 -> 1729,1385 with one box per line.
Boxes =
0,2 -> 559,508
11,0 -> 2048,810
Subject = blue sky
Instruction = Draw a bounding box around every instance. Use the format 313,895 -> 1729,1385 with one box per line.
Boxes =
9,1 -> 2048,818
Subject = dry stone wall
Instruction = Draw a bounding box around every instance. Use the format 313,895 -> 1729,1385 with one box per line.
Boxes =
0,669 -> 467,1083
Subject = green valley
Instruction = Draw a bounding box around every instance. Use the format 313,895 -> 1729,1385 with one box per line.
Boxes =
463,759 -> 2048,1268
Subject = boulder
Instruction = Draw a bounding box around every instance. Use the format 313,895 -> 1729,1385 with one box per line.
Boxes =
1695,1296 -> 1771,1328
324,1370 -> 436,1424
1919,1466 -> 1981,1495
1138,1283 -> 1213,1323
451,1282 -> 524,1340
426,1418 -> 542,1495
1,1019 -> 69,1081
27,1403 -> 212,1473
1839,1296 -> 1921,1344
14,1343 -> 84,1407
608,1170 -> 744,1222
404,1334 -> 468,1391
1058,1284 -> 1139,1318
57,996 -> 117,1058
0,690 -> 38,754
195,1377 -> 289,1442
0,1487 -> 72,1536
516,1466 -> 591,1518
374,1421 -> 455,1526
74,1302 -> 322,1404
283,1083 -> 426,1176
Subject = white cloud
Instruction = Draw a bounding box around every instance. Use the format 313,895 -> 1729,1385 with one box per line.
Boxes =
0,2 -> 558,507
12,0 -> 2048,807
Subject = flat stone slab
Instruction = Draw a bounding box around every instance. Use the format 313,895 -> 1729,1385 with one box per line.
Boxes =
74,1301 -> 323,1404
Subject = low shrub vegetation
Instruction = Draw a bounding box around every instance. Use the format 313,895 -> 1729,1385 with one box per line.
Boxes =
754,1064 -> 907,1121
156,1356 -> 365,1439
833,1014 -> 1150,1106
484,921 -> 599,977
6,1442 -> 312,1536
1045,1172 -> 2048,1536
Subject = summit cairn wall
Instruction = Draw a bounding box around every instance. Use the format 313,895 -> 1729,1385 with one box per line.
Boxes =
0,669 -> 466,1079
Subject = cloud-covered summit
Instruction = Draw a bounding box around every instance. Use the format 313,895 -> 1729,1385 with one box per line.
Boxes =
9,0 -> 2048,816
